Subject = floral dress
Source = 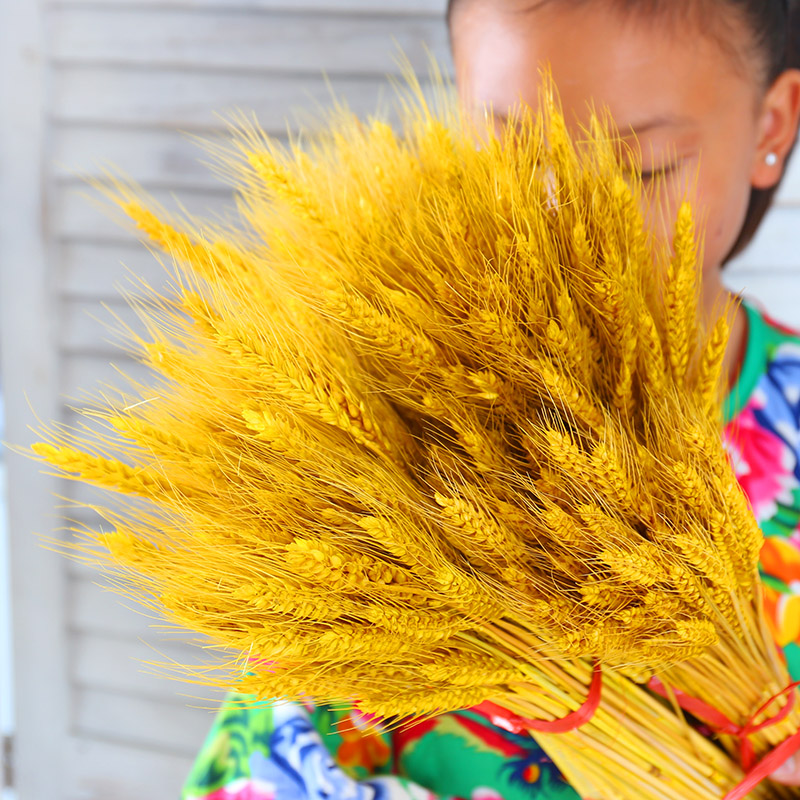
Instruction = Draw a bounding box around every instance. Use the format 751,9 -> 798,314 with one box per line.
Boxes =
182,297 -> 800,800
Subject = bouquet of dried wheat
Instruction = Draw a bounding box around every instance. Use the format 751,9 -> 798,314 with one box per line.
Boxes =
27,69 -> 800,799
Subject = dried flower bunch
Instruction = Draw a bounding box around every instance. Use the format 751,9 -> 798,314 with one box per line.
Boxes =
28,70 -> 800,798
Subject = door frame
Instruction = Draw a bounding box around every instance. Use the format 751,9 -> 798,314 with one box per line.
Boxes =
0,1 -> 70,798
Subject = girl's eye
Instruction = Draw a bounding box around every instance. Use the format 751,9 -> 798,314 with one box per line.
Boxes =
639,165 -> 676,181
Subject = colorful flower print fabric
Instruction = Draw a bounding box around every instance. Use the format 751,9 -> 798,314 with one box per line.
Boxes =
182,698 -> 439,799
182,695 -> 578,800
183,297 -> 800,800
723,299 -> 800,679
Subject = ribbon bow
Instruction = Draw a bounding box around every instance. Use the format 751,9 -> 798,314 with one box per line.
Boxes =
648,676 -> 800,800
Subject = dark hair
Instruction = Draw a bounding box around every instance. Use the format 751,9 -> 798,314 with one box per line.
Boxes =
446,0 -> 800,264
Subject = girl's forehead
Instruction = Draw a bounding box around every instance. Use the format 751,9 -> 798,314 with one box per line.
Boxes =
452,1 -> 759,133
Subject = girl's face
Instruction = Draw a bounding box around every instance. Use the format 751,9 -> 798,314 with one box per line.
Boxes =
451,1 -> 795,288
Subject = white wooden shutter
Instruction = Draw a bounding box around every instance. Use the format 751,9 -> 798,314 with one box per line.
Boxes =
2,2 -> 449,798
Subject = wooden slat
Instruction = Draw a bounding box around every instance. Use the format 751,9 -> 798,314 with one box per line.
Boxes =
51,65 -> 447,130
51,124 -> 251,190
50,7 -> 449,74
58,239 -> 172,300
73,687 -> 217,759
71,630 -> 219,702
54,180 -> 233,243
68,559 -> 113,583
65,544 -> 110,581
70,574 -> 181,641
50,0 -> 447,12
62,353 -> 155,407
65,735 -> 197,800
61,296 -> 144,355
55,487 -> 136,582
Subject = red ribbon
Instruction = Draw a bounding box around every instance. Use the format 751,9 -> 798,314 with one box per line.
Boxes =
648,676 -> 800,800
472,659 -> 603,734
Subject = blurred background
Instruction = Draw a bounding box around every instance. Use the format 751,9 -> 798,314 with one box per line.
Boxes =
0,2 -> 798,799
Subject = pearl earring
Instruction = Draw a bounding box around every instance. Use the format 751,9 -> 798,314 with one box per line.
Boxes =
766,152 -> 779,166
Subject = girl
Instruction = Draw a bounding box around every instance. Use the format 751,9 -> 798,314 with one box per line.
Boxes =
182,1 -> 800,797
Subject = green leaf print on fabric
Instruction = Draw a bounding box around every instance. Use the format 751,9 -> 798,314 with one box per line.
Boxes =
760,569 -> 790,595
762,487 -> 800,538
182,694 -> 276,794
395,711 -> 579,800
784,642 -> 800,682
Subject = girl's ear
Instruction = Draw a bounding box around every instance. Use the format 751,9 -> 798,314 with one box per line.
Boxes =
751,68 -> 800,189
